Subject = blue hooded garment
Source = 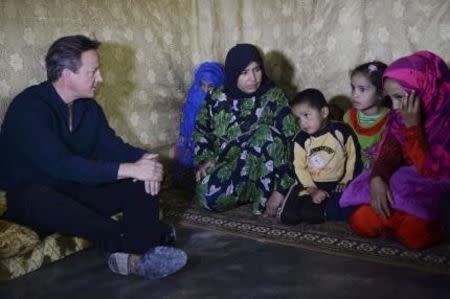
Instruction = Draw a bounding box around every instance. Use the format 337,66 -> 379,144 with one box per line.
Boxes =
176,62 -> 224,168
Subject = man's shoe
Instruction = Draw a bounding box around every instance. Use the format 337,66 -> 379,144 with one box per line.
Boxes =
137,246 -> 187,279
108,252 -> 132,275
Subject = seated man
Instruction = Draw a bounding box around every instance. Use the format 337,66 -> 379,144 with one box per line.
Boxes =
0,35 -> 187,279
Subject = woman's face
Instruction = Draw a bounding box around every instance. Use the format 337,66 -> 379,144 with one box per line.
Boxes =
384,78 -> 409,110
237,61 -> 262,94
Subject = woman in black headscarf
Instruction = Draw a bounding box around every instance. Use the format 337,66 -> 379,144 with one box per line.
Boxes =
194,44 -> 298,215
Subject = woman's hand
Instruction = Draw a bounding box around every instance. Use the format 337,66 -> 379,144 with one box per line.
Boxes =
264,191 -> 285,217
195,160 -> 215,182
369,176 -> 393,219
400,90 -> 421,127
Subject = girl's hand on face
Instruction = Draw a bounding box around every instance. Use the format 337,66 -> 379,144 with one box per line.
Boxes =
399,90 -> 421,127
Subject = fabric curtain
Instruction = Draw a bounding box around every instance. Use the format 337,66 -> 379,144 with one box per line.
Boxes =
0,0 -> 449,150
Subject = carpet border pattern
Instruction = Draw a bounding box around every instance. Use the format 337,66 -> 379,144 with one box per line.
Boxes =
167,207 -> 450,275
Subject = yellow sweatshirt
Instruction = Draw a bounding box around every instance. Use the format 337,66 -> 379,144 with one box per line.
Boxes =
293,121 -> 362,194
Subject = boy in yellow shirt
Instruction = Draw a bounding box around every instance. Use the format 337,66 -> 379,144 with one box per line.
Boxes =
279,89 -> 362,224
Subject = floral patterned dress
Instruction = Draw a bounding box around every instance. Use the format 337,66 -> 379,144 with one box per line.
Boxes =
194,86 -> 298,213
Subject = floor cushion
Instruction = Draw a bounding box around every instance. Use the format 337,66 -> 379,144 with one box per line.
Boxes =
0,219 -> 39,259
0,191 -> 91,280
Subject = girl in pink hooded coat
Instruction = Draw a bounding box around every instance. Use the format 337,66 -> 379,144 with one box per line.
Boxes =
340,51 -> 450,250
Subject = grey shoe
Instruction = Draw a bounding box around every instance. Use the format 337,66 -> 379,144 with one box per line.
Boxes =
108,252 -> 131,275
137,246 -> 187,279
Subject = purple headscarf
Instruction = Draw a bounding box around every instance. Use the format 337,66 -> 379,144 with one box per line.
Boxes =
382,50 -> 450,178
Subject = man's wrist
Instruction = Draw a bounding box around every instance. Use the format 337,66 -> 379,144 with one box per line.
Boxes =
118,163 -> 133,179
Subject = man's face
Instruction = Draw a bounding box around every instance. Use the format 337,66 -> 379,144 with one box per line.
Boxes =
67,49 -> 103,99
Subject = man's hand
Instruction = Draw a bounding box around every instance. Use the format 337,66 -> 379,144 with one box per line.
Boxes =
370,176 -> 393,219
132,154 -> 163,181
142,153 -> 159,161
144,180 -> 160,196
118,153 -> 163,183
264,191 -> 284,218
195,160 -> 215,182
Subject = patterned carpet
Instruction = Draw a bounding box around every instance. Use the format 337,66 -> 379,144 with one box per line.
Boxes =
162,189 -> 450,275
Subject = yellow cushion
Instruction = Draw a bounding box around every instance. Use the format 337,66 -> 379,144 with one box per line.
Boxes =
0,220 -> 40,259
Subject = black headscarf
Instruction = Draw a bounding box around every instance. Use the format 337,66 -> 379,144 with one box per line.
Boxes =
224,43 -> 274,99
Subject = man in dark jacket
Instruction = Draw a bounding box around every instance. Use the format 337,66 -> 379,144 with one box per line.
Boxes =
0,35 -> 186,279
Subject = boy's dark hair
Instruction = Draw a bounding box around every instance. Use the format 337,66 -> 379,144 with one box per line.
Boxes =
291,88 -> 328,110
45,35 -> 101,82
350,61 -> 387,96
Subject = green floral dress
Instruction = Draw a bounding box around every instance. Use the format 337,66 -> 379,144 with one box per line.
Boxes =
194,86 -> 298,213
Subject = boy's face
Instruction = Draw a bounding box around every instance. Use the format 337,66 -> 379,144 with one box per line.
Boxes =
291,102 -> 329,135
